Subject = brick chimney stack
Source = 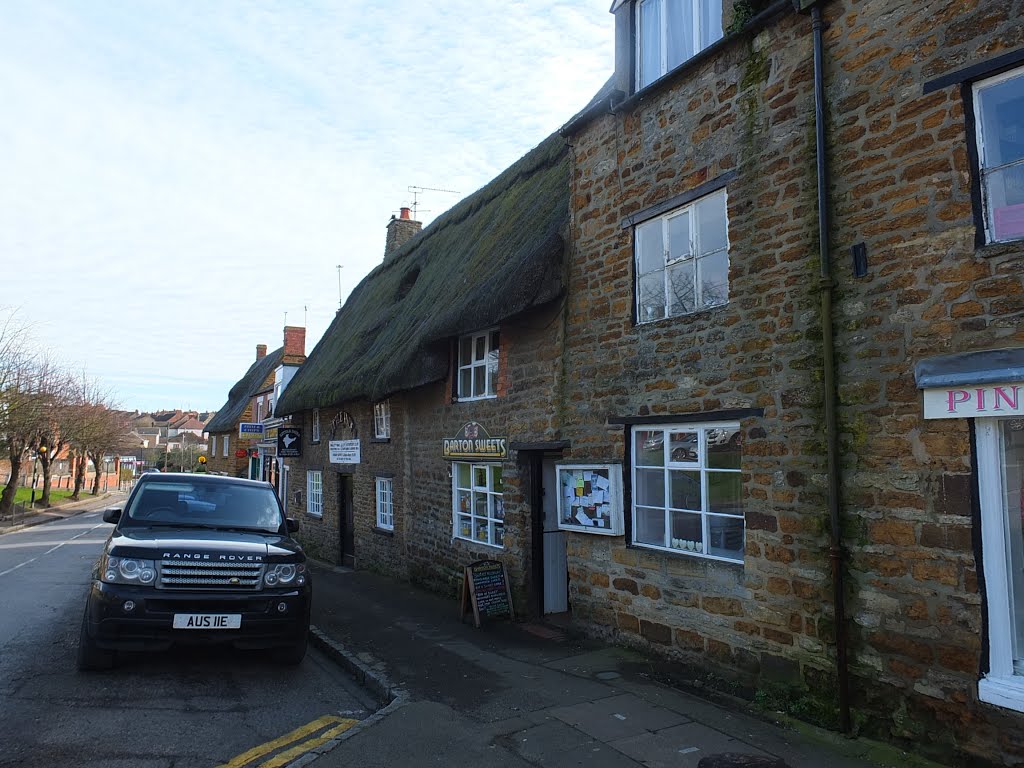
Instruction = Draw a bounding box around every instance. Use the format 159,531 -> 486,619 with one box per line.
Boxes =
256,344 -> 267,360
384,206 -> 422,261
282,326 -> 306,365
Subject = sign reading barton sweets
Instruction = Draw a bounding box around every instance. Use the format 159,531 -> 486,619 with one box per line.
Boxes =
443,422 -> 508,460
923,383 -> 1023,419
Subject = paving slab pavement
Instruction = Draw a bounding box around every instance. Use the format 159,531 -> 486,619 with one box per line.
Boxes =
305,564 -> 942,768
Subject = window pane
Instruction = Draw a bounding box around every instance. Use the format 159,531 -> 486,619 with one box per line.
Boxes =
699,0 -> 723,50
708,515 -> 744,560
696,192 -> 728,255
667,212 -> 691,262
460,336 -> 472,366
494,523 -> 505,547
670,470 -> 701,511
635,506 -> 666,545
636,219 -> 664,275
474,492 -> 488,520
987,165 -> 1024,241
494,496 -> 504,519
708,471 -> 742,515
698,250 -> 730,308
636,430 -> 665,467
492,465 -> 503,492
665,0 -> 694,71
635,468 -> 665,507
457,463 -> 471,487
667,261 -> 695,316
456,490 -> 471,516
473,367 -> 485,397
638,271 -> 667,322
1002,421 -> 1024,665
668,431 -> 698,463
486,346 -> 499,395
670,510 -> 703,551
707,428 -> 741,468
978,75 -> 1024,167
457,515 -> 472,538
460,368 -> 472,397
474,335 -> 486,362
474,465 -> 488,488
638,0 -> 661,88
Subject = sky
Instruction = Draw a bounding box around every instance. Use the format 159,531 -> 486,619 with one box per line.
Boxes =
0,1 -> 611,414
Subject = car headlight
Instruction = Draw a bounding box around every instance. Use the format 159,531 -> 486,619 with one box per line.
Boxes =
264,563 -> 306,587
102,556 -> 156,585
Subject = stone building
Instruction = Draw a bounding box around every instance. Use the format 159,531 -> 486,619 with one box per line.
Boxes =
275,134 -> 575,609
557,0 -> 1024,765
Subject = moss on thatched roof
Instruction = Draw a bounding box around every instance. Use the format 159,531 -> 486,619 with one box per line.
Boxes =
205,348 -> 283,433
277,132 -> 570,415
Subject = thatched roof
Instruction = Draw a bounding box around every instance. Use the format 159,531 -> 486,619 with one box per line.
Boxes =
205,348 -> 283,433
276,132 -> 570,414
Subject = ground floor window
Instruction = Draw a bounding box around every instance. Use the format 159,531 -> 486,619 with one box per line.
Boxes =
978,417 -> 1024,712
376,476 -> 394,530
452,462 -> 504,547
631,422 -> 743,562
306,470 -> 322,518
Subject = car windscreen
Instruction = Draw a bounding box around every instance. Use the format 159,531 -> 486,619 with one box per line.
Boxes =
124,480 -> 283,532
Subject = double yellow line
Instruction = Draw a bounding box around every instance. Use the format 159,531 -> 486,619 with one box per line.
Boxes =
219,714 -> 359,768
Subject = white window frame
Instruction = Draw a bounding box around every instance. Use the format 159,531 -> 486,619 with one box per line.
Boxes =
307,470 -> 323,518
631,421 -> 743,563
457,330 -> 500,401
376,476 -> 394,530
374,400 -> 391,439
312,409 -> 321,443
452,462 -> 504,548
256,400 -> 263,423
973,66 -> 1024,244
635,0 -> 723,91
210,435 -> 217,456
222,435 -> 229,458
977,417 -> 1024,713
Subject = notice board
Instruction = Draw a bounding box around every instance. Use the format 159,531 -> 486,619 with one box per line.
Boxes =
460,559 -> 514,628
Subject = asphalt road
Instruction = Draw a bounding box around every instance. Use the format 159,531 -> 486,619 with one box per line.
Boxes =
0,503 -> 375,768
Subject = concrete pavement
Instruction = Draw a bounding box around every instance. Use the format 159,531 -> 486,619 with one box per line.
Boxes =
302,564 -> 944,768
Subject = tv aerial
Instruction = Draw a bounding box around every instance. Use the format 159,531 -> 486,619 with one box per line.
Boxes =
407,185 -> 459,219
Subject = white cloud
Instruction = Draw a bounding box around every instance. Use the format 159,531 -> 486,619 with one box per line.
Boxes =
0,1 -> 611,412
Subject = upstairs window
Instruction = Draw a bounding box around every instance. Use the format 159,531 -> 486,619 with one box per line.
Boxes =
974,66 -> 1024,243
637,0 -> 723,90
374,400 -> 391,439
256,401 -> 263,423
636,188 -> 729,323
312,409 -> 320,443
457,330 -> 499,401
222,435 -> 229,458
210,435 -> 217,455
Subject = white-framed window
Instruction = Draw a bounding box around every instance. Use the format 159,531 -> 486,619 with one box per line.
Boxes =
978,417 -> 1024,713
631,422 -> 743,562
222,435 -> 229,458
312,409 -> 321,443
376,476 -> 394,530
374,400 -> 391,439
453,462 -> 504,547
636,0 -> 723,90
210,435 -> 217,456
457,330 -> 500,400
636,188 -> 729,323
307,470 -> 323,517
256,401 -> 263,423
974,67 -> 1024,243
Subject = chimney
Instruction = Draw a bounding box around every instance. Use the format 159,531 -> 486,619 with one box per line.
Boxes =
256,344 -> 267,360
282,326 -> 306,365
384,206 -> 422,261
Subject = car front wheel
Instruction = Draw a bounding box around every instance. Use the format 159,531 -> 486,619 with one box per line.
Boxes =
76,608 -> 114,671
271,631 -> 308,666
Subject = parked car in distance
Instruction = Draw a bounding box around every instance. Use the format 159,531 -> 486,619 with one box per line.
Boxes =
78,473 -> 310,670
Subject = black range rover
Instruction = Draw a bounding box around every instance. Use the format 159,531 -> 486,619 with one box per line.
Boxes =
78,473 -> 311,670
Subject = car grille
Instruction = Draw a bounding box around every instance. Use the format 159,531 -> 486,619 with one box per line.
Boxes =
158,560 -> 264,591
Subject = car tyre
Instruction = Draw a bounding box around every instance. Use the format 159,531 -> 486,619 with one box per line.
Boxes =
77,610 -> 114,671
272,630 -> 308,666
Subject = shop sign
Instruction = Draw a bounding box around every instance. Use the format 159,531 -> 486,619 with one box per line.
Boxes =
278,428 -> 302,457
329,439 -> 360,464
923,383 -> 1023,419
238,422 -> 264,440
442,421 -> 508,460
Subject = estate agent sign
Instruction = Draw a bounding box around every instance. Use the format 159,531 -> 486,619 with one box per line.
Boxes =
442,421 -> 508,460
239,422 -> 264,440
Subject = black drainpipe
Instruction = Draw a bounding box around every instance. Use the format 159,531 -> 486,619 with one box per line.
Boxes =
805,0 -> 852,733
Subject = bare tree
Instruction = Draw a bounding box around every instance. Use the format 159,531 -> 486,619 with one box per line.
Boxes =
63,375 -> 132,498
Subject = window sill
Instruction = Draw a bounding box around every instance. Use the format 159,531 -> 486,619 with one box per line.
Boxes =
371,437 -> 391,444
372,527 -> 394,538
305,512 -> 323,520
452,535 -> 504,551
979,676 -> 1024,714
976,240 -> 1024,260
456,395 -> 498,403
629,542 -> 744,567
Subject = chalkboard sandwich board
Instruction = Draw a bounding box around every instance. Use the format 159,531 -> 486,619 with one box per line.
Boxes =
460,559 -> 514,628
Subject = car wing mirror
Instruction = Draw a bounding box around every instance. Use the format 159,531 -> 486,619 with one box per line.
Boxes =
102,508 -> 122,524
285,517 -> 299,533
